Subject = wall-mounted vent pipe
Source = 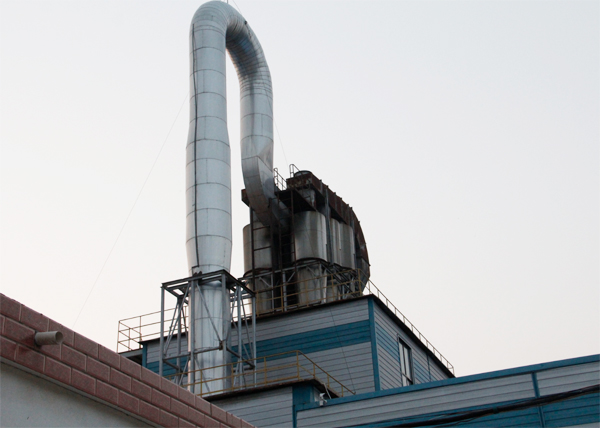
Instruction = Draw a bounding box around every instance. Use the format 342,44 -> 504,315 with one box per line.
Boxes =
34,331 -> 63,346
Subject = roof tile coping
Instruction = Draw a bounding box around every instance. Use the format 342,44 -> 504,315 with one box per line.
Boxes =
0,293 -> 255,428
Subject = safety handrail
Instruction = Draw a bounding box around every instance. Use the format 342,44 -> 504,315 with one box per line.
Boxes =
165,350 -> 355,398
117,268 -> 454,374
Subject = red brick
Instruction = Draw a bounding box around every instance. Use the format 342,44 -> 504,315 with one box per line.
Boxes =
62,346 -> 86,371
4,317 -> 35,347
96,380 -> 119,405
0,314 -> 5,333
240,421 -> 254,428
220,423 -> 229,428
161,377 -> 180,398
179,418 -> 195,428
73,333 -> 98,358
118,390 -> 139,414
152,388 -> 171,411
48,320 -> 74,346
98,345 -> 120,369
72,369 -> 95,395
45,357 -> 71,384
86,357 -> 110,382
109,368 -> 131,392
160,410 -> 179,428
195,395 -> 212,415
20,305 -> 48,332
131,378 -> 152,401
0,294 -> 21,320
15,345 -> 44,372
39,341 -> 61,360
211,404 -> 228,424
120,355 -> 141,379
178,387 -> 196,406
188,408 -> 206,427
227,412 -> 242,428
139,400 -> 161,424
0,336 -> 17,360
141,366 -> 161,388
204,415 -> 221,428
171,399 -> 189,419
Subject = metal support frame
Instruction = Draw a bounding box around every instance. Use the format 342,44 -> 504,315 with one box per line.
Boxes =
158,270 -> 256,394
243,259 -> 362,315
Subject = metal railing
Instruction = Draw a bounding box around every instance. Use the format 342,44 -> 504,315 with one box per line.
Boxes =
361,280 -> 454,374
247,265 -> 362,315
273,167 -> 287,191
117,268 -> 454,374
118,307 -> 188,353
247,267 -> 454,374
166,350 -> 354,398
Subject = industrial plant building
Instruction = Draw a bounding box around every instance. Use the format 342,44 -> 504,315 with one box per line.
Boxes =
1,1 -> 598,427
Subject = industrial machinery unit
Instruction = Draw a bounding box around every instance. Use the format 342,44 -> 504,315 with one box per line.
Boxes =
241,166 -> 371,316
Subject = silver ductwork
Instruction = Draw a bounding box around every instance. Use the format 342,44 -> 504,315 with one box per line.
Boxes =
294,211 -> 328,261
243,220 -> 272,275
294,211 -> 328,306
186,1 -> 277,395
187,0 -> 277,275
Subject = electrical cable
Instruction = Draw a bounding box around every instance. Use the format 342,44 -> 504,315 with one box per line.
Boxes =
72,92 -> 189,328
229,0 -> 243,15
326,305 -> 357,396
382,384 -> 600,428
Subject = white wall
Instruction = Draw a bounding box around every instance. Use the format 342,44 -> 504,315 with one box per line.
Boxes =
0,363 -> 152,428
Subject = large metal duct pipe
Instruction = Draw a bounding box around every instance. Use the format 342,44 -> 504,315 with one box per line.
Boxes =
187,1 -> 277,275
186,1 -> 276,395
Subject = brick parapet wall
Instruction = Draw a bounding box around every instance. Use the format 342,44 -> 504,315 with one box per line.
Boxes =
0,293 -> 254,428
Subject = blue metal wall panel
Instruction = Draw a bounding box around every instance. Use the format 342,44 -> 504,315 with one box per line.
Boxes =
542,393 -> 600,427
296,355 -> 599,428
368,299 -> 381,391
214,386 -> 295,427
453,407 -> 542,427
233,320 -> 371,361
146,356 -> 189,376
341,406 -> 543,428
413,360 -> 428,384
375,323 -> 398,359
337,395 -> 600,428
374,320 -> 431,385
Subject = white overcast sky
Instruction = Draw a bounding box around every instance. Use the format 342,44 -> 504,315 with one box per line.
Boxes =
1,0 -> 598,377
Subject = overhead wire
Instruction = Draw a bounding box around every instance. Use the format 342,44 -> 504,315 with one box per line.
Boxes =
384,384 -> 600,428
72,92 -> 189,328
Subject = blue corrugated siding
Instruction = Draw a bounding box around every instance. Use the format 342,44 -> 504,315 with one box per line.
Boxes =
146,356 -> 189,376
375,323 -> 398,360
368,299 -> 381,391
454,407 -> 542,427
341,405 -> 543,428
341,395 -> 600,428
375,322 -> 429,385
233,320 -> 371,361
413,360 -> 428,384
542,393 -> 600,427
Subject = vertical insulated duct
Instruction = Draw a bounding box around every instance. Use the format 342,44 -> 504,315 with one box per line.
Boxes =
186,1 -> 277,394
